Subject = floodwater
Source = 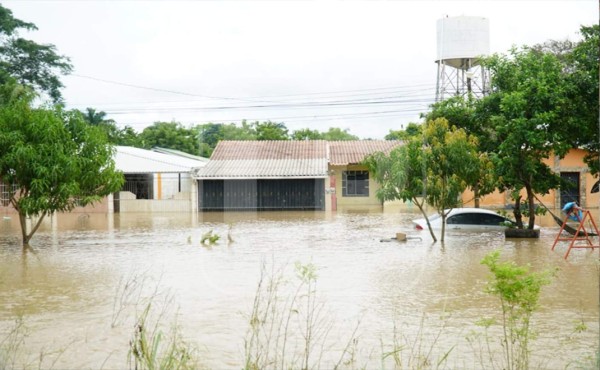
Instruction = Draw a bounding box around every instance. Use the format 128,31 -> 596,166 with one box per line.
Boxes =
0,208 -> 598,369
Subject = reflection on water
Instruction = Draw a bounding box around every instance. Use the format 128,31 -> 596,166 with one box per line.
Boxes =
0,209 -> 598,369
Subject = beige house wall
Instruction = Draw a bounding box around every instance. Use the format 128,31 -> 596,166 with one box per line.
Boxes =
329,164 -> 383,209
461,149 -> 599,210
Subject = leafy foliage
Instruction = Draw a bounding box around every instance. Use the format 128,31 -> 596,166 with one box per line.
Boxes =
384,122 -> 422,140
139,121 -> 200,155
481,251 -> 556,370
0,84 -> 123,247
0,4 -> 72,102
567,25 -> 599,174
365,118 -> 481,242
478,47 -> 575,229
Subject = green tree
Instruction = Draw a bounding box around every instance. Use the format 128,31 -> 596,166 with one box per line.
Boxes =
481,251 -> 555,370
139,121 -> 199,155
320,127 -> 358,141
426,96 -> 497,207
196,121 -> 257,157
80,107 -> 131,145
0,84 -> 123,249
568,25 -> 599,174
82,107 -> 113,126
364,137 -> 437,241
115,125 -> 141,147
478,47 -> 575,229
422,118 -> 480,240
291,128 -> 322,140
252,121 -> 289,140
365,118 -> 480,242
384,122 -> 422,140
0,4 -> 72,102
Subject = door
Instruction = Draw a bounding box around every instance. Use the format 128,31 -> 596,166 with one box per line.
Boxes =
560,172 -> 580,208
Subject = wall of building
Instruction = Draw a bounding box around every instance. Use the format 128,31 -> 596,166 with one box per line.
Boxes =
118,191 -> 193,212
461,149 -> 599,210
155,173 -> 193,200
330,165 -> 383,210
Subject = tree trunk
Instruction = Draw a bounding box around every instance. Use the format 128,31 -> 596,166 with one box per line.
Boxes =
474,183 -> 480,208
513,195 -> 524,229
526,185 -> 536,230
441,213 -> 446,242
413,197 -> 437,242
17,211 -> 46,251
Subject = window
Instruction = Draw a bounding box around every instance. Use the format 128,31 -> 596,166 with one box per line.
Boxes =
122,174 -> 154,200
342,171 -> 369,197
447,212 -> 509,226
0,182 -> 17,207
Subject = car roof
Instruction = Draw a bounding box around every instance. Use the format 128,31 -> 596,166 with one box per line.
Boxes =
446,208 -> 500,216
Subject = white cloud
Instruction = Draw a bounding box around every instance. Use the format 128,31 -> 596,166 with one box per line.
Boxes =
4,0 -> 597,139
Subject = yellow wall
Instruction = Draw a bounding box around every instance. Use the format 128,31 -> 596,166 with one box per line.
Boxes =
462,149 -> 599,209
330,165 -> 383,209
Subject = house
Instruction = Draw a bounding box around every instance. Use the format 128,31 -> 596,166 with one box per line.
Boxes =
328,140 -> 403,211
461,148 -> 599,210
114,146 -> 208,213
192,140 -> 403,211
0,146 -> 208,216
193,140 -> 329,211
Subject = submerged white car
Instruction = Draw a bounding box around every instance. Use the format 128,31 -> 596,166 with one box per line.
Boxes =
412,208 -> 528,231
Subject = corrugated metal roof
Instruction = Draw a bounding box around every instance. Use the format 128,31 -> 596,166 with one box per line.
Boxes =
152,147 -> 209,162
115,146 -> 207,173
194,141 -> 328,179
210,140 -> 327,160
329,140 -> 403,165
192,140 -> 402,179
194,158 -> 328,179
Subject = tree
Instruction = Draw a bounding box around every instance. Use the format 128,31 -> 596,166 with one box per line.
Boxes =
426,96 -> 497,207
478,47 -> 575,229
320,127 -> 358,141
0,4 -> 72,102
422,118 -> 481,240
364,137 -> 437,241
291,128 -> 322,140
82,107 -> 113,126
365,118 -> 481,242
114,125 -> 141,147
567,25 -> 599,174
253,121 -> 289,140
196,121 -> 257,157
385,122 -> 422,140
481,251 -> 555,370
139,121 -> 200,155
0,84 -> 123,249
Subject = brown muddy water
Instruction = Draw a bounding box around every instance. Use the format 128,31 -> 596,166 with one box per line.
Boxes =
0,208 -> 598,369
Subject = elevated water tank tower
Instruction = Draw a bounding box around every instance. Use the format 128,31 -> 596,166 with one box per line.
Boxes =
435,16 -> 490,101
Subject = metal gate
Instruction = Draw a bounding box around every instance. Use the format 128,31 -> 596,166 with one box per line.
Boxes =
199,179 -> 325,211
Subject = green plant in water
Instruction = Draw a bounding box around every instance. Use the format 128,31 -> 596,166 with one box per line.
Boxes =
381,314 -> 454,370
0,317 -> 26,370
244,261 -> 358,370
480,250 -> 556,370
200,230 -> 220,245
128,303 -> 198,370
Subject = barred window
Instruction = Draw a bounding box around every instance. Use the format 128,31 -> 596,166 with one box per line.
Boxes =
342,171 -> 369,197
0,182 -> 17,207
122,174 -> 154,200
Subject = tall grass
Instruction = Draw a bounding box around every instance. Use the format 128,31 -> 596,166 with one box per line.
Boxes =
128,302 -> 198,370
243,261 -> 359,370
380,314 -> 454,370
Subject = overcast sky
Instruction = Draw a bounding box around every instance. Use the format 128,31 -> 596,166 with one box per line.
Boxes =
4,0 -> 598,139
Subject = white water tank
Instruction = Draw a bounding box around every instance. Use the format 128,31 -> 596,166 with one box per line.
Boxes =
436,16 -> 490,69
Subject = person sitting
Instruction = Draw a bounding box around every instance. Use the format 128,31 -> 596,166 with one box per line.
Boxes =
562,201 -> 583,222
